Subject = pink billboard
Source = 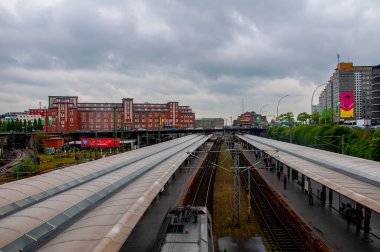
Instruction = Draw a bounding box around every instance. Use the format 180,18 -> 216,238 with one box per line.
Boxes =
340,92 -> 354,118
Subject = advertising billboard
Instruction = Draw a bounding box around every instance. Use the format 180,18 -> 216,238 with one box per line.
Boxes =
81,138 -> 121,148
340,92 -> 354,118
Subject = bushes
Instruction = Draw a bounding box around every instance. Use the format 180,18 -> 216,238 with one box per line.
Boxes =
267,125 -> 380,161
12,158 -> 37,179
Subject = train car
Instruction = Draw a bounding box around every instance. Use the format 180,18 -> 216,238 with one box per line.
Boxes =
154,206 -> 214,252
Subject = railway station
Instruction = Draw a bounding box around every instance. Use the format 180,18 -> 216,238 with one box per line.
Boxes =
238,134 -> 380,251
0,134 -> 210,252
1,132 -> 380,251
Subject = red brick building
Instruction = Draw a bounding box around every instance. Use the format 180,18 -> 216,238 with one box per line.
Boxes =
45,96 -> 195,132
233,112 -> 267,128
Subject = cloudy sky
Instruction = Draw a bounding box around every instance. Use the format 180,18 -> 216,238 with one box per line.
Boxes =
1,0 -> 379,120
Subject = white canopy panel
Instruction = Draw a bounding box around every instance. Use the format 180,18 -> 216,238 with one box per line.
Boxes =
0,134 -> 210,252
239,134 -> 380,213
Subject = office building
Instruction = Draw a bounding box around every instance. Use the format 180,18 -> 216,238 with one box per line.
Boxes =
319,62 -> 373,122
372,65 -> 380,122
46,96 -> 195,132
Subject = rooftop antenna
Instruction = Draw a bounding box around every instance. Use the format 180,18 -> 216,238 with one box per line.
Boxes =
242,97 -> 244,114
336,53 -> 340,64
39,101 -> 42,109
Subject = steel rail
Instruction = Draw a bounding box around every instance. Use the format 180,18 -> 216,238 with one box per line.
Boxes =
240,154 -> 303,251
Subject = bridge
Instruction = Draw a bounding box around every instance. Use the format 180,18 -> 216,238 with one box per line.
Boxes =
0,128 -> 265,149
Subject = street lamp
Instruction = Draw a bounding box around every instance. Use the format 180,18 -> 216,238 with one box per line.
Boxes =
311,84 -> 325,116
276,95 -> 288,119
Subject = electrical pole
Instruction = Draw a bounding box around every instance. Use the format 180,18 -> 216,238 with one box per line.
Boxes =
114,105 -> 117,154
247,168 -> 251,221
233,150 -> 240,227
158,116 -> 161,143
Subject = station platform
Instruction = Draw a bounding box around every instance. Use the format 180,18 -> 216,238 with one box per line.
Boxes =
242,148 -> 380,252
120,142 -> 212,252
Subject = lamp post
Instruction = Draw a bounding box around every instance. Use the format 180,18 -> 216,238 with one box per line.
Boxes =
276,95 -> 288,120
311,84 -> 325,116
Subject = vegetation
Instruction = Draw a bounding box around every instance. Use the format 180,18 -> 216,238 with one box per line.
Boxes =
0,119 -> 43,132
11,148 -> 127,180
277,112 -> 295,126
297,112 -> 311,124
267,124 -> 380,161
213,144 -> 270,251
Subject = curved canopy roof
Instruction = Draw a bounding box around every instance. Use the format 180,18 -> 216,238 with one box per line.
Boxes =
239,134 -> 380,213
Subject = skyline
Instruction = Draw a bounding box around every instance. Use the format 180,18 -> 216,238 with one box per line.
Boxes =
1,0 -> 379,118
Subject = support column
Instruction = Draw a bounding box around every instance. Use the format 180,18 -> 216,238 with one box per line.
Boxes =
233,150 -> 240,227
364,207 -> 371,234
301,174 -> 305,189
356,203 -> 363,232
287,166 -> 290,178
321,185 -> 326,205
329,188 -> 333,206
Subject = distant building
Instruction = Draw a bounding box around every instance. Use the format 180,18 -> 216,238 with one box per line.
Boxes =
311,105 -> 320,114
233,112 -> 267,128
319,62 -> 374,122
1,112 -> 40,122
195,118 -> 224,128
372,65 -> 380,122
29,108 -> 48,131
45,96 -> 195,132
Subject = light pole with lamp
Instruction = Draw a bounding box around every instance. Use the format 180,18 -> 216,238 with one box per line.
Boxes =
276,95 -> 288,120
311,84 -> 325,120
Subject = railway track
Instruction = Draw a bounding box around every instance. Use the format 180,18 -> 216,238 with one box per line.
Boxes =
239,153 -> 307,252
0,149 -> 27,173
183,141 -> 220,213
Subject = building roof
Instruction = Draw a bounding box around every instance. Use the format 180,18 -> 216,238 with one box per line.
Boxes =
0,135 -> 210,251
239,134 -> 380,213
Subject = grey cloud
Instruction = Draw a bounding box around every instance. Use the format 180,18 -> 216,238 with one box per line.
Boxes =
0,0 -> 379,117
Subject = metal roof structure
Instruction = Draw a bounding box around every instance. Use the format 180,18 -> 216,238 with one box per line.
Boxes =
0,134 -> 210,252
238,134 -> 380,213
158,206 -> 212,252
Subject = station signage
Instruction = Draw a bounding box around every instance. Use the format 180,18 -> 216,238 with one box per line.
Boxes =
80,138 -> 121,148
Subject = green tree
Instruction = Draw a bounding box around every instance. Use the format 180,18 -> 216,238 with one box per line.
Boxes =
37,118 -> 43,130
278,112 -> 294,125
297,112 -> 311,124
14,119 -> 20,132
33,119 -> 38,131
22,120 -> 27,131
1,121 -> 8,131
370,137 -> 380,161
27,120 -> 32,132
311,111 -> 320,124
9,120 -> 15,131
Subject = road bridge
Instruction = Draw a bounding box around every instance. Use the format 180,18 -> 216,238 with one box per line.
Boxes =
0,134 -> 210,252
0,128 -> 265,149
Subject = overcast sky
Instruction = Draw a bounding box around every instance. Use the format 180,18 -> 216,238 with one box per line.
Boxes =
1,0 -> 379,120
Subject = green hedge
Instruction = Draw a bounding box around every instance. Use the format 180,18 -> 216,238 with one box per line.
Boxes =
267,125 -> 380,161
